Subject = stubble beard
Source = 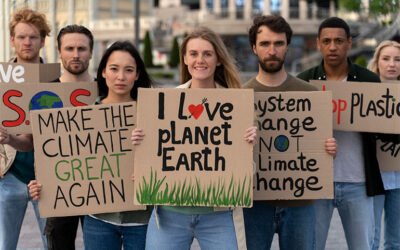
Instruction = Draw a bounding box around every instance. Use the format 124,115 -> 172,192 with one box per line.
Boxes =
258,55 -> 285,74
65,60 -> 89,75
18,50 -> 40,63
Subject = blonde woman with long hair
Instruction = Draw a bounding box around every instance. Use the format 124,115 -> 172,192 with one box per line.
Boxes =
132,27 -> 256,250
368,40 -> 400,250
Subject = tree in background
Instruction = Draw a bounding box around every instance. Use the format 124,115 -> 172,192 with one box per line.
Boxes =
369,0 -> 399,17
143,30 -> 153,67
168,36 -> 180,68
354,55 -> 368,67
339,0 -> 399,17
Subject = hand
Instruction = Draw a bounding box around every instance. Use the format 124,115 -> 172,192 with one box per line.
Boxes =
28,180 -> 42,200
325,137 -> 337,158
244,126 -> 257,144
131,128 -> 145,145
0,126 -> 11,145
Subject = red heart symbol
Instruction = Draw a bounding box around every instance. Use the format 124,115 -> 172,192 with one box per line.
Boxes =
188,104 -> 204,119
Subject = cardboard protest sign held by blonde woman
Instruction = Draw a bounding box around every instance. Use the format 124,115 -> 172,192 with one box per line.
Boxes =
134,88 -> 254,207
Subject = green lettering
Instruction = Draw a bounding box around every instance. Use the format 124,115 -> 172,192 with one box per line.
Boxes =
85,157 -> 99,180
55,160 -> 70,181
100,155 -> 113,178
109,153 -> 125,177
71,158 -> 84,181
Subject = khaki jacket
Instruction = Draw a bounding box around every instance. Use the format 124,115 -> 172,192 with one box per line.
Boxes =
0,145 -> 17,177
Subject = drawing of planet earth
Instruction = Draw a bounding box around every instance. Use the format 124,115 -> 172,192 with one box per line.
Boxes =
274,135 -> 289,152
29,91 -> 63,110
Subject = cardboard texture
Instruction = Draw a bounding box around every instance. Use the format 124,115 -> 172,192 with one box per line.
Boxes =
0,62 -> 60,176
1,82 -> 97,134
30,102 -> 144,217
0,62 -> 60,83
311,80 -> 400,133
254,91 -> 333,200
377,139 -> 400,171
134,88 -> 254,207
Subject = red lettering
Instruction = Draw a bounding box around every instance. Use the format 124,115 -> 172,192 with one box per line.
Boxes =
2,90 -> 25,127
332,99 -> 347,124
322,84 -> 348,124
70,89 -> 91,106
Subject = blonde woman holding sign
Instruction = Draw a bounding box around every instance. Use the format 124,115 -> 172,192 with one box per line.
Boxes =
131,27 -> 256,250
368,40 -> 400,250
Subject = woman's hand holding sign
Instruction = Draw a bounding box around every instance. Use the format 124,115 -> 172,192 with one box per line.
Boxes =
28,180 -> 42,201
131,128 -> 144,146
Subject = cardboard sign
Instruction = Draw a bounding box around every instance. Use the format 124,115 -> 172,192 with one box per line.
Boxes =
254,91 -> 333,200
377,139 -> 400,171
1,82 -> 97,134
0,62 -> 60,83
31,102 -> 143,217
134,88 -> 254,207
310,80 -> 400,133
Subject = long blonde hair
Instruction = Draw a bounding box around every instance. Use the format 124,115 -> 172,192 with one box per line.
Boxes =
179,27 -> 241,88
368,40 -> 400,80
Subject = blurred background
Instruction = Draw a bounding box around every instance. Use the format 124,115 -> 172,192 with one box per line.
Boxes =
0,0 -> 399,84
5,1 -> 398,249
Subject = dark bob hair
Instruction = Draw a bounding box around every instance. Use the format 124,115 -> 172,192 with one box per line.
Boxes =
97,41 -> 152,100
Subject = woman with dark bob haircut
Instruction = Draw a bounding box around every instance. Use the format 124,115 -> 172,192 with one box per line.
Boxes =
84,41 -> 152,250
97,41 -> 152,101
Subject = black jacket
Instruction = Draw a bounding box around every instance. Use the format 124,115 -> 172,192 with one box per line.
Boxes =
297,59 -> 384,196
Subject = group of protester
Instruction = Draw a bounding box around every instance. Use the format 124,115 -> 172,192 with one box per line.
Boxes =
0,7 -> 399,250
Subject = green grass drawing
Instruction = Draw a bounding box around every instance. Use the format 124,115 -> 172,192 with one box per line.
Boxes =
136,169 -> 252,207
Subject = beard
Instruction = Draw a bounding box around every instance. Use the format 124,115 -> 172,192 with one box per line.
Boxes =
64,60 -> 89,75
18,50 -> 40,62
258,55 -> 285,73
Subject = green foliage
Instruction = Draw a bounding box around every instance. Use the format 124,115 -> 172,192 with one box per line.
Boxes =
354,55 -> 368,67
136,169 -> 252,207
143,31 -> 153,67
339,0 -> 399,16
369,0 -> 399,16
339,0 -> 362,12
168,36 -> 180,68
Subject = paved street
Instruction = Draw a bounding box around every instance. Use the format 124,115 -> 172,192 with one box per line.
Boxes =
17,203 -> 372,250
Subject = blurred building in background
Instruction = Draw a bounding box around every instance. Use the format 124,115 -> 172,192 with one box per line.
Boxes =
0,0 -> 398,75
